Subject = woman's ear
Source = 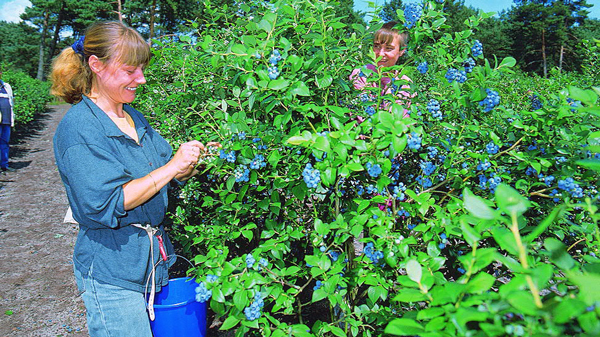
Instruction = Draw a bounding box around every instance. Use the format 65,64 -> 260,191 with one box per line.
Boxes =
87,55 -> 104,74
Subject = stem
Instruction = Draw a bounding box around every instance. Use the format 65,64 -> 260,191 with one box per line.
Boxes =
510,212 -> 543,308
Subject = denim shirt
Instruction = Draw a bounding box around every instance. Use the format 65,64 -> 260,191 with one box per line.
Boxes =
53,96 -> 175,293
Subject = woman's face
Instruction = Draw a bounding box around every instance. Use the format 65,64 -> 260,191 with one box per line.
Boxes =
373,35 -> 404,68
94,62 -> 146,105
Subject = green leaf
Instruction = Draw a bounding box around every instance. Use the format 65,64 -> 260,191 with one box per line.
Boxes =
491,227 -> 519,256
290,81 -> 310,96
506,291 -> 539,315
524,205 -> 564,243
577,159 -> 600,172
406,259 -> 423,284
569,86 -> 598,106
4,310 -> 13,316
495,183 -> 530,216
460,221 -> 481,247
462,188 -> 496,220
497,57 -> 516,69
384,318 -> 425,335
553,298 -> 587,324
268,79 -> 290,90
311,287 -> 327,302
393,288 -> 427,302
287,135 -> 308,146
221,315 -> 241,330
466,272 -> 495,293
545,238 -> 576,270
316,74 -> 333,88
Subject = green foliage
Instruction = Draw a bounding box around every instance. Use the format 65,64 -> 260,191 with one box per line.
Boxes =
1,67 -> 52,125
137,0 -> 600,335
0,22 -> 40,77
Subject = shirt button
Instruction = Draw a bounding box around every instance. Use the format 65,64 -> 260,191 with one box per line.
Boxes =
149,162 -> 153,166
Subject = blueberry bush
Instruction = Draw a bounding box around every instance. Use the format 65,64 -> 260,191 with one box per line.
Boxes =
1,66 -> 52,125
136,0 -> 600,335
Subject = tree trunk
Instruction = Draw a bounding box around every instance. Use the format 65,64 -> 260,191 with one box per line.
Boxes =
559,44 -> 564,73
47,1 -> 66,71
541,30 -> 547,78
149,0 -> 157,42
116,0 -> 123,22
36,9 -> 50,81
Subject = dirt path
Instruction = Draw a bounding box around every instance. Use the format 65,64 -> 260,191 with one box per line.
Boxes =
0,104 -> 88,336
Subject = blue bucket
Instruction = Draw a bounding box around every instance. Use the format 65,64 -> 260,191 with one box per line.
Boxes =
150,277 -> 207,337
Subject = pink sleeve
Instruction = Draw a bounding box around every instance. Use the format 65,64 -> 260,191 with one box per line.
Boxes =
350,68 -> 367,90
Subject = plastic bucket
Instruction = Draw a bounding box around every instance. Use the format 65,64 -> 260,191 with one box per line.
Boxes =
150,277 -> 207,337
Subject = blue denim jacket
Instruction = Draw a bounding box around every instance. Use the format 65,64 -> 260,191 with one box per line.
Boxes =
53,96 -> 175,293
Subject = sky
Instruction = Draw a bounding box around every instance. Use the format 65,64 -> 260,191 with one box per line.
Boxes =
355,0 -> 600,19
0,0 -> 599,23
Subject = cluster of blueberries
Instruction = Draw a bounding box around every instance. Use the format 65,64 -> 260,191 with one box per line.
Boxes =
244,292 -> 265,321
479,89 -> 501,112
303,163 -> 321,188
233,165 -> 250,182
486,142 -> 500,155
366,162 -> 383,178
407,132 -> 422,150
194,281 -> 212,303
417,61 -> 428,74
363,242 -> 385,265
427,99 -> 442,119
530,94 -> 543,110
404,3 -> 423,29
471,40 -> 483,58
445,68 -> 467,84
268,49 -> 283,80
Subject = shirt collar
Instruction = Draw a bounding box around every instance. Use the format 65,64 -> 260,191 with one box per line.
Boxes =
81,95 -> 148,141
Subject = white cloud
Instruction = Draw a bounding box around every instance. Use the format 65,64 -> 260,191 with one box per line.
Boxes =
0,0 -> 31,23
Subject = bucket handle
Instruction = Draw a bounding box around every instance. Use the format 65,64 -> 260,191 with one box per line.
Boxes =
145,254 -> 196,321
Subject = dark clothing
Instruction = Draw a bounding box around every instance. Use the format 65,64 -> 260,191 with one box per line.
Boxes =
53,96 -> 176,293
0,82 -> 11,125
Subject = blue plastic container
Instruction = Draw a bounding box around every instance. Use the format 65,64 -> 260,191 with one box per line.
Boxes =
150,277 -> 207,337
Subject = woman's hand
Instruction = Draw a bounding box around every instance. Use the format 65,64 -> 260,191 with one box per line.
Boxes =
170,141 -> 204,175
171,141 -> 222,181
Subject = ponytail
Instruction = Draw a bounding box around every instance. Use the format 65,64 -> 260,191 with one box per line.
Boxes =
49,46 -> 91,104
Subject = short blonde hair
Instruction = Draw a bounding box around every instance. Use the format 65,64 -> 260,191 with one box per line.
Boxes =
50,21 -> 150,104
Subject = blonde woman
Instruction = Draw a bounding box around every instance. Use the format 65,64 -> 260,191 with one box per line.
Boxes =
50,21 -> 215,336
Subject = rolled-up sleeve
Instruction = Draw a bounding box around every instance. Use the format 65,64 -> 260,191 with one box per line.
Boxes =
58,143 -> 131,229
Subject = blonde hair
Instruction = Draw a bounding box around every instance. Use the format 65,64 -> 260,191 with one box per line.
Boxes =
373,21 -> 409,50
50,21 -> 151,104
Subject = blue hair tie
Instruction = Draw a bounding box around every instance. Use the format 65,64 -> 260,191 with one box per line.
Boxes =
71,36 -> 85,57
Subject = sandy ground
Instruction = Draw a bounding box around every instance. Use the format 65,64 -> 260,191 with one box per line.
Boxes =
0,104 -> 88,336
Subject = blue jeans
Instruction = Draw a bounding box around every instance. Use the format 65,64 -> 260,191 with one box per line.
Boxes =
0,124 -> 10,169
74,264 -> 153,337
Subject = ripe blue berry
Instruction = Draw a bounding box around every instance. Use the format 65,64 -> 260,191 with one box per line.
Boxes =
417,61 -> 428,74
471,40 -> 483,57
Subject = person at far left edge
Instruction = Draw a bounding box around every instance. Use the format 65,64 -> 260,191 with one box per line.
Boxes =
0,67 -> 15,172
